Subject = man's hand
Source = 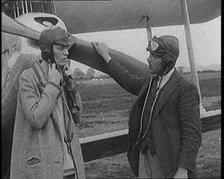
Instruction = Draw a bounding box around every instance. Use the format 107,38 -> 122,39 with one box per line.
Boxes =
92,42 -> 112,63
48,63 -> 62,85
174,167 -> 188,179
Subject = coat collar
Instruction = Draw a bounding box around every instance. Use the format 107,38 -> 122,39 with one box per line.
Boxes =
153,69 -> 180,116
40,60 -> 49,83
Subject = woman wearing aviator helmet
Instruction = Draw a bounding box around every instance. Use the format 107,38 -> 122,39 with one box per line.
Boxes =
10,26 -> 85,179
92,35 -> 201,178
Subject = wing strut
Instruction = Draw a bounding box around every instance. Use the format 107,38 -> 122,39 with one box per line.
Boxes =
145,18 -> 153,42
180,0 -> 206,115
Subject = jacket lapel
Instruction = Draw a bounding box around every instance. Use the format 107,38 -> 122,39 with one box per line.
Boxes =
153,70 -> 180,117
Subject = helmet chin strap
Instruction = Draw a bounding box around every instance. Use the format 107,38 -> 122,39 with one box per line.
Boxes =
163,66 -> 171,76
157,65 -> 168,77
162,57 -> 174,76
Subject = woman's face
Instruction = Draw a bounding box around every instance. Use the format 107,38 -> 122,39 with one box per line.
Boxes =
53,44 -> 70,68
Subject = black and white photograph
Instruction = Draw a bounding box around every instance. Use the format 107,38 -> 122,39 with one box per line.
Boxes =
2,0 -> 221,178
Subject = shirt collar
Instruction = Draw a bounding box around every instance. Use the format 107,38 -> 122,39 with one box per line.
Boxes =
159,68 -> 175,90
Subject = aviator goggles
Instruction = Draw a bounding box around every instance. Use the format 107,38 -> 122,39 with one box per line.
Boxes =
146,36 -> 176,59
146,36 -> 167,55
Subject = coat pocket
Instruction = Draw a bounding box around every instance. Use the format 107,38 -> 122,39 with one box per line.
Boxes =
25,160 -> 42,179
26,157 -> 41,165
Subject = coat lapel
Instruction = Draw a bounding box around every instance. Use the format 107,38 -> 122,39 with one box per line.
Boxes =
153,70 -> 180,117
34,61 -> 63,140
51,110 -> 64,141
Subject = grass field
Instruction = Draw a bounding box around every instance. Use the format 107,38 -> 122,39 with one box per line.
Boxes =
84,129 -> 221,178
77,73 -> 221,178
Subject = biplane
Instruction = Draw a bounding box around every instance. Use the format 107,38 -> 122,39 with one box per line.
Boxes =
2,0 -> 221,178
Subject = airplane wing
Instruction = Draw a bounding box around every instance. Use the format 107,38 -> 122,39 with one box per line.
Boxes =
54,0 -> 221,34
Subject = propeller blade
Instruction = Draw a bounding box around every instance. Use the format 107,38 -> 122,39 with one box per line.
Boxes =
1,13 -> 150,78
2,13 -> 40,41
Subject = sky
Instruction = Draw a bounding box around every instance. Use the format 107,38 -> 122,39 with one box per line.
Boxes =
71,16 -> 221,73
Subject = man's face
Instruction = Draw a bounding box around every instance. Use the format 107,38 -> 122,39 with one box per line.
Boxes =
147,53 -> 165,75
53,44 -> 70,68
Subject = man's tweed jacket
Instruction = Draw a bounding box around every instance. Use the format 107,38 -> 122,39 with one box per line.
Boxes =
107,59 -> 202,178
10,61 -> 85,179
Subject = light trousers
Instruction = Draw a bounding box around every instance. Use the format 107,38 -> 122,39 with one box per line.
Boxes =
138,149 -> 164,178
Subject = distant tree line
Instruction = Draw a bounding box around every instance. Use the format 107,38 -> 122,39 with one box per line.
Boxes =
197,70 -> 221,73
73,67 -> 220,80
72,67 -> 110,80
176,66 -> 221,74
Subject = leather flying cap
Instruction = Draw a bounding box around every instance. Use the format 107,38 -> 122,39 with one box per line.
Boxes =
148,35 -> 179,60
39,26 -> 72,51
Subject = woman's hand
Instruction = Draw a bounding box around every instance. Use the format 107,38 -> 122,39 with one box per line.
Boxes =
48,63 -> 62,85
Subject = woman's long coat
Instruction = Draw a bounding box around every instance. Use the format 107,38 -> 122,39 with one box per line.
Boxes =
10,60 -> 85,179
